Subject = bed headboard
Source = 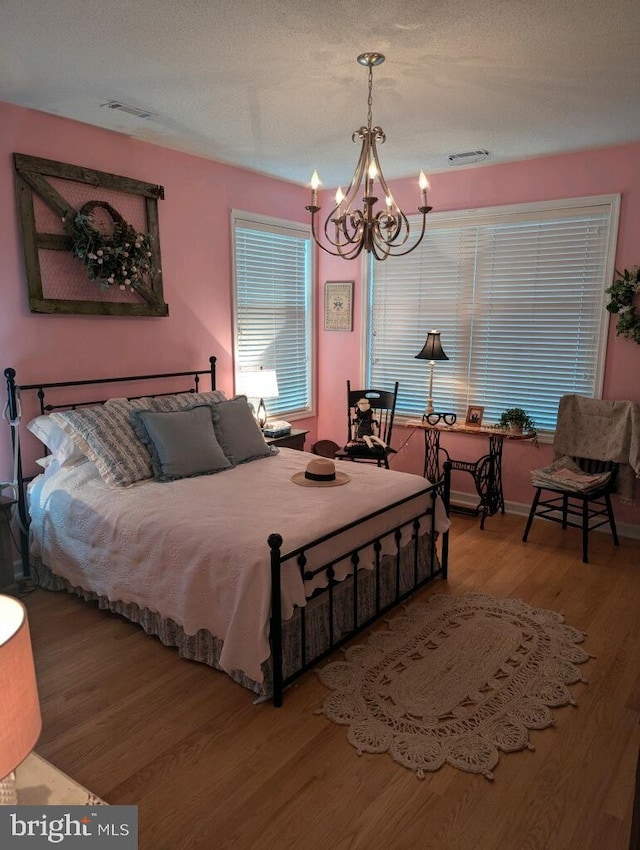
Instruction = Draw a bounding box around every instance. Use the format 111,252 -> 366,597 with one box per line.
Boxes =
4,356 -> 217,418
3,355 -> 218,580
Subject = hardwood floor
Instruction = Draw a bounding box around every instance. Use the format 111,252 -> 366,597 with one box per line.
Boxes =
22,514 -> 640,850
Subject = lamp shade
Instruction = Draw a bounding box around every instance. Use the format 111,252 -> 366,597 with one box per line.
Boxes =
415,330 -> 449,361
235,369 -> 279,400
0,595 -> 42,779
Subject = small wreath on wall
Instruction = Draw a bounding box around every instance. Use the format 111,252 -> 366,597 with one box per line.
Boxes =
64,200 -> 156,292
605,266 -> 640,344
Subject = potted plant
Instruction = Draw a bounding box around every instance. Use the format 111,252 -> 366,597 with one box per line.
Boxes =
605,266 -> 640,344
496,407 -> 536,436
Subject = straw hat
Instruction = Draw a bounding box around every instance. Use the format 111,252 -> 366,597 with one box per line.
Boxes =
291,457 -> 350,487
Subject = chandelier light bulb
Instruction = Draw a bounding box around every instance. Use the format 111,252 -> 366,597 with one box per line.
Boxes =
419,170 -> 429,191
335,186 -> 345,205
309,169 -> 321,208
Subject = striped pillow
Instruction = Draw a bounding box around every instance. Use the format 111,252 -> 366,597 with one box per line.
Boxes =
152,390 -> 227,412
50,397 -> 155,487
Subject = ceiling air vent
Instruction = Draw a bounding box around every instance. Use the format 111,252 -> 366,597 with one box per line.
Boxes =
102,101 -> 155,120
447,149 -> 489,165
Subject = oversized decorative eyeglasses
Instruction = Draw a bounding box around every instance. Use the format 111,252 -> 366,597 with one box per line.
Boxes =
423,412 -> 457,426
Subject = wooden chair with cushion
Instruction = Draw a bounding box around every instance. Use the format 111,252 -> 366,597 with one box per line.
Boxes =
334,381 -> 399,469
522,393 -> 634,564
522,455 -> 619,564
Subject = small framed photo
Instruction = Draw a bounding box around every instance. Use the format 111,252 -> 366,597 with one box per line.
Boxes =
324,281 -> 353,332
465,405 -> 484,427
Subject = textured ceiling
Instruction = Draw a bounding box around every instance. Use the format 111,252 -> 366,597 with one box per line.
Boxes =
2,0 -> 640,188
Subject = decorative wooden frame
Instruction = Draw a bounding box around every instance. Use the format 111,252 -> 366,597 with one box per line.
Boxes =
13,153 -> 168,317
324,281 -> 353,331
465,405 -> 484,427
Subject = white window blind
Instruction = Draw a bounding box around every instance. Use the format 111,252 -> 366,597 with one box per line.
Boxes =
232,212 -> 313,417
368,196 -> 619,431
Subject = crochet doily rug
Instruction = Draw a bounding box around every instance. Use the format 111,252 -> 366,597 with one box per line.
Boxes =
315,593 -> 591,780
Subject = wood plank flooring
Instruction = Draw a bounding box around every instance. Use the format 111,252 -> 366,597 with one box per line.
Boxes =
22,513 -> 640,850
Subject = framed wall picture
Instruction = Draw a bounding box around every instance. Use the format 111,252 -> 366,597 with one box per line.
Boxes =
465,405 -> 484,427
324,281 -> 353,332
13,153 -> 167,317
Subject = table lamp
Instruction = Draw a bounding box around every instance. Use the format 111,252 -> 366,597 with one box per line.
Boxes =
415,330 -> 449,415
0,594 -> 42,805
236,368 -> 279,429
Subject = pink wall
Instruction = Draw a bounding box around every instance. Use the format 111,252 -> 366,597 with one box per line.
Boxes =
316,143 -> 640,529
1,100 -> 638,529
0,101 -> 316,480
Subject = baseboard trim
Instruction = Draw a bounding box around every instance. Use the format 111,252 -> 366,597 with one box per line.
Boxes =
449,488 -> 640,540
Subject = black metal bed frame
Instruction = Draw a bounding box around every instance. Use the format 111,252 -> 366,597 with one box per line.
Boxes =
4,357 -> 450,706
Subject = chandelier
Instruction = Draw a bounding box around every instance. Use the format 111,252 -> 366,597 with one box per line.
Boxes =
306,52 -> 432,261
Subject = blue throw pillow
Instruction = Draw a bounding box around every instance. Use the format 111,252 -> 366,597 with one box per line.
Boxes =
131,405 -> 232,482
211,396 -> 276,464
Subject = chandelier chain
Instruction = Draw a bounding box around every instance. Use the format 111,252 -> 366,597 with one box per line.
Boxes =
367,65 -> 374,130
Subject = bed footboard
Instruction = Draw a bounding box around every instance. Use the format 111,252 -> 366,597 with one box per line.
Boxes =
268,465 -> 451,706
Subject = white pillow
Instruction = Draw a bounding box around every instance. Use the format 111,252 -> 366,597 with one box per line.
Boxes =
27,415 -> 87,467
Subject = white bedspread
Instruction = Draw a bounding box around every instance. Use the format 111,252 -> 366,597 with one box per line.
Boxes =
28,449 -> 449,683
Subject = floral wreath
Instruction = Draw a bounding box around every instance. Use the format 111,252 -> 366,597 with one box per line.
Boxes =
64,200 -> 155,291
605,266 -> 640,344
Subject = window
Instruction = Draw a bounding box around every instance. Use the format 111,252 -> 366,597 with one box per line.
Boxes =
232,211 -> 313,418
367,196 -> 619,432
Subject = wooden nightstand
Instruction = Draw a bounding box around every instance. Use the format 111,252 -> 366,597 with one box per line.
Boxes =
264,428 -> 309,451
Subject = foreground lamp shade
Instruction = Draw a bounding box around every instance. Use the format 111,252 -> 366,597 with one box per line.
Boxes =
415,330 -> 449,415
235,369 -> 279,428
0,594 -> 42,803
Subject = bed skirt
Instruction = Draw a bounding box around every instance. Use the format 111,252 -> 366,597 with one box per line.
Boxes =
32,531 -> 441,700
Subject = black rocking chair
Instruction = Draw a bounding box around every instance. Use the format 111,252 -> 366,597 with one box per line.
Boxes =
334,381 -> 399,469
